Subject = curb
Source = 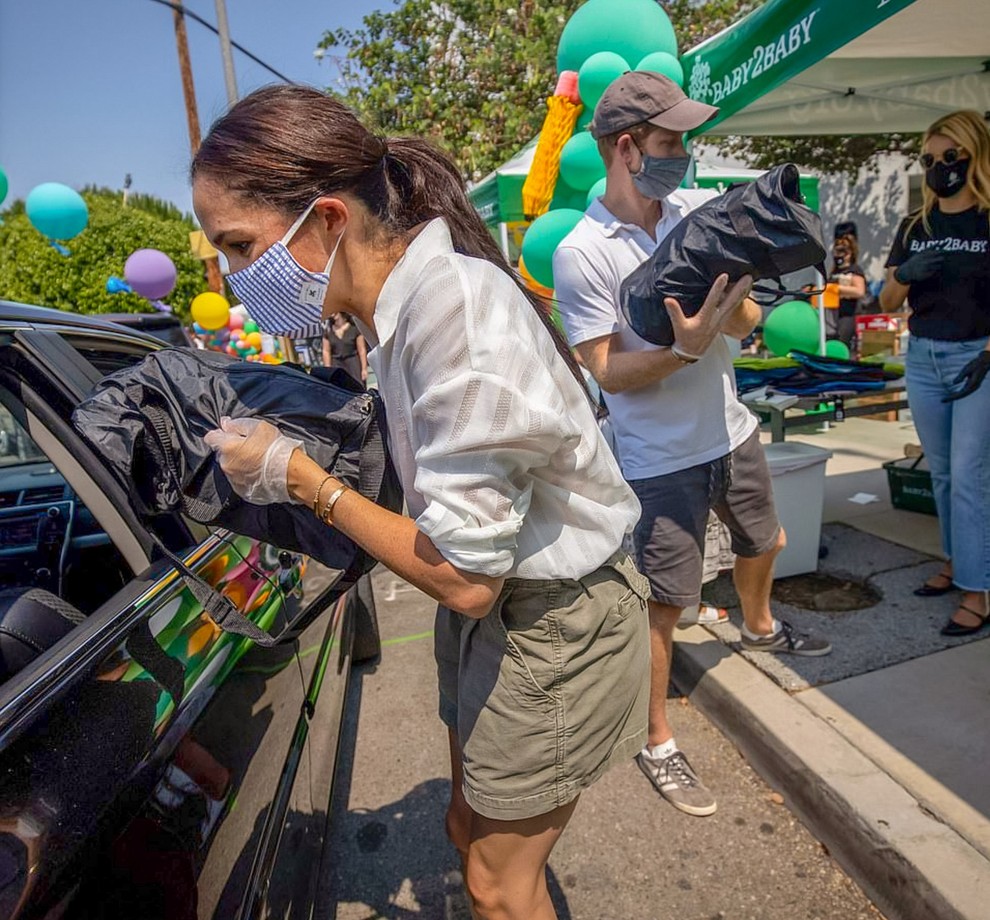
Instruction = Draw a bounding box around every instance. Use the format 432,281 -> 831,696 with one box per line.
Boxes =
670,626 -> 990,920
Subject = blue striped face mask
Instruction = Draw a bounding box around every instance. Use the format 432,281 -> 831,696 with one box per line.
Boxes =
226,200 -> 345,336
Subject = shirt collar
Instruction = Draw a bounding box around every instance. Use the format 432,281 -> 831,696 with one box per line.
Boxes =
586,195 -> 686,240
368,217 -> 454,349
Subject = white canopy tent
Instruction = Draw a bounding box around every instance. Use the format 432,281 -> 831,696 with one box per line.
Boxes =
683,0 -> 990,137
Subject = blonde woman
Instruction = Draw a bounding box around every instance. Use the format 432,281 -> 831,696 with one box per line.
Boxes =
881,109 -> 990,635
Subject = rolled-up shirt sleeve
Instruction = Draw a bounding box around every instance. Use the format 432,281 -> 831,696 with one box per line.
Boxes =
403,265 -> 573,577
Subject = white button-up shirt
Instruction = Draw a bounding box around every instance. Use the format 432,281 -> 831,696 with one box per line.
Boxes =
363,218 -> 640,580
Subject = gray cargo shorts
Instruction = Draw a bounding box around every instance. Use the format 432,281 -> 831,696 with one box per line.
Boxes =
435,551 -> 650,821
629,428 -> 781,609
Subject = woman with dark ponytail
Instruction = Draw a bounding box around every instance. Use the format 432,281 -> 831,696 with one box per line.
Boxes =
194,85 -> 649,920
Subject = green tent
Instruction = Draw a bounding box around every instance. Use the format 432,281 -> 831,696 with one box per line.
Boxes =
468,137 -> 538,227
680,0 -> 990,136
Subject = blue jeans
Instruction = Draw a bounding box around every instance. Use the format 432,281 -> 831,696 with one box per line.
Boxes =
905,336 -> 990,591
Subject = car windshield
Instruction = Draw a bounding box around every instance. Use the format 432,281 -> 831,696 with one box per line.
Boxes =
0,403 -> 47,466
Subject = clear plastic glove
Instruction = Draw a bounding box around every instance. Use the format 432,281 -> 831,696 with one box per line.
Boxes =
204,417 -> 304,506
893,249 -> 944,285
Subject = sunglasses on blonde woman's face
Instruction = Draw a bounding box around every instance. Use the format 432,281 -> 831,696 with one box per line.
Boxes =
920,147 -> 967,168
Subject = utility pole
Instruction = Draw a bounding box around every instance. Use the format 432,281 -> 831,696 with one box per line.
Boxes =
170,2 -> 223,293
215,0 -> 239,107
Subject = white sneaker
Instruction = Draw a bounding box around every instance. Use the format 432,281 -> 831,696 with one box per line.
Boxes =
678,603 -> 727,628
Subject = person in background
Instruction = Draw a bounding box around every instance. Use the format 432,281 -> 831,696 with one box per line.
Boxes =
829,232 -> 867,351
553,71 -> 831,820
322,311 -> 368,386
193,84 -> 650,920
880,109 -> 990,636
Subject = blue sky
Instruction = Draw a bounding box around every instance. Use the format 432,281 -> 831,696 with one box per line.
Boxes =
0,0 -> 384,214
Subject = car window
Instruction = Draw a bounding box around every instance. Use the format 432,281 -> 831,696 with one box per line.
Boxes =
0,383 -> 132,623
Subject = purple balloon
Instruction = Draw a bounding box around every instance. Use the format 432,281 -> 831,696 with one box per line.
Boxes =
124,248 -> 177,300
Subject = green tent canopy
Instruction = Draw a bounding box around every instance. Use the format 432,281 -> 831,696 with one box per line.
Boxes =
681,0 -> 990,137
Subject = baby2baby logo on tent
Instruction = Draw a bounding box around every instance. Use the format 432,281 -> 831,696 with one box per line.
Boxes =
688,9 -> 819,107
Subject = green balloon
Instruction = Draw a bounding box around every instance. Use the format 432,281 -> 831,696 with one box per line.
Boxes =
243,319 -> 259,334
586,177 -> 607,207
549,179 -> 588,213
557,0 -> 677,74
578,51 -> 630,109
762,301 -> 821,358
521,209 -> 585,290
575,107 -> 594,133
0,166 -> 7,207
559,131 -> 605,192
637,51 -> 684,88
825,339 -> 851,360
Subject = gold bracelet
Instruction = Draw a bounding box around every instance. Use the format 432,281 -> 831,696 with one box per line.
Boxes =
320,484 -> 351,525
312,475 -> 335,516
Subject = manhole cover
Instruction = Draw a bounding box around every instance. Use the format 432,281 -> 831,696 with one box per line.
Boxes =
771,573 -> 880,612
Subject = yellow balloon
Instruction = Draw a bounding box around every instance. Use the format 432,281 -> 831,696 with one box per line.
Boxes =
246,331 -> 263,349
190,291 -> 230,330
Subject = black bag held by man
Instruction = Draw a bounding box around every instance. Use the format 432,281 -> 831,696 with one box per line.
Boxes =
72,349 -> 402,645
620,163 -> 827,346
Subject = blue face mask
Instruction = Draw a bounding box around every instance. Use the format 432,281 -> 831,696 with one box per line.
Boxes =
631,148 -> 691,201
226,200 -> 345,336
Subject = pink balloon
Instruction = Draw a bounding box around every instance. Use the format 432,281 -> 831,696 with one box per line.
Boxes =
124,249 -> 177,300
228,312 -> 245,330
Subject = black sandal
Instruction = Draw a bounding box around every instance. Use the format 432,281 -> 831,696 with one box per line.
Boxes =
914,569 -> 956,597
941,591 -> 990,636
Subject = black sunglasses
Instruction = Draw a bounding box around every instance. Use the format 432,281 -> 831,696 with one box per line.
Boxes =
920,147 -> 965,169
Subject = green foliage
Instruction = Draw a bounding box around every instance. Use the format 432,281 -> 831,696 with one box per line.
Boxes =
0,188 -> 205,320
319,0 -> 585,182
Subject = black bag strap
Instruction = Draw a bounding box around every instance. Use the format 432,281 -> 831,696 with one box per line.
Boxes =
149,531 -> 277,647
357,397 -> 388,502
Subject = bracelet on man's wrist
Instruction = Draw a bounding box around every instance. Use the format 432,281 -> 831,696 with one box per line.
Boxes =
671,344 -> 701,365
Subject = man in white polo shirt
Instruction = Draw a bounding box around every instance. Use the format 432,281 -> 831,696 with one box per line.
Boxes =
554,71 -> 831,818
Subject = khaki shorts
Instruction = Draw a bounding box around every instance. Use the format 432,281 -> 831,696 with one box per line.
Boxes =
436,552 -> 650,821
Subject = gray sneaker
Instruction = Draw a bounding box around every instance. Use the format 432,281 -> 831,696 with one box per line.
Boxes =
636,750 -> 717,816
741,619 -> 831,656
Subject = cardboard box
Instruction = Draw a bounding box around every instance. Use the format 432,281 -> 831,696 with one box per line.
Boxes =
856,313 -> 902,334
859,329 -> 901,358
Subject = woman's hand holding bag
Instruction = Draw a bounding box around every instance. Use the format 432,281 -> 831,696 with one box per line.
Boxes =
204,417 -> 304,505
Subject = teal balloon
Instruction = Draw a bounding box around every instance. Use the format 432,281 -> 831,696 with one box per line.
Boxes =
0,166 -> 8,207
763,301 -> 821,358
637,51 -> 684,88
559,131 -> 605,192
521,209 -> 584,290
825,339 -> 851,359
578,51 -> 629,109
549,179 -> 588,213
557,0 -> 677,74
25,183 -> 89,240
575,107 -> 594,133
586,178 -> 607,207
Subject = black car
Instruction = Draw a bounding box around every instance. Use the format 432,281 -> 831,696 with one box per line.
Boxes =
102,312 -> 195,348
0,302 -> 378,919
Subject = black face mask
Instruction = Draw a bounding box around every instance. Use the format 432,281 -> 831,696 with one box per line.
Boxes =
926,158 -> 970,198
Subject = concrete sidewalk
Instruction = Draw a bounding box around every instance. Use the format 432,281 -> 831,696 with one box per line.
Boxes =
671,416 -> 990,920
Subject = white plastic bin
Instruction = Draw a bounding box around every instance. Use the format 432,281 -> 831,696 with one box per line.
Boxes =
763,442 -> 832,579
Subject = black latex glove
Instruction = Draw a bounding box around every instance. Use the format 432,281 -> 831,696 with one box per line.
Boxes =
893,249 -> 945,285
943,350 -> 990,402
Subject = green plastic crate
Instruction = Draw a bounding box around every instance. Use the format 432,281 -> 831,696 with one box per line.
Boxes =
883,456 -> 937,516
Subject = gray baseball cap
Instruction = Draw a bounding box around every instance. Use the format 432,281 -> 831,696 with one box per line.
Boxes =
589,71 -> 719,139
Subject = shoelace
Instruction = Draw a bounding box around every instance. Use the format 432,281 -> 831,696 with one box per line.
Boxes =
661,752 -> 697,788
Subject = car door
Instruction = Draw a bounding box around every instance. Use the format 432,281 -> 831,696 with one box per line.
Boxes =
0,323 -> 351,919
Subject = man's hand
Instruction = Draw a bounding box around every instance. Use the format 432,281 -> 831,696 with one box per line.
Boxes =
893,250 -> 945,285
665,273 -> 753,359
204,417 -> 305,505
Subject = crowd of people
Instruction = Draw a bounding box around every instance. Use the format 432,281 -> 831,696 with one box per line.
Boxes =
187,70 -> 988,920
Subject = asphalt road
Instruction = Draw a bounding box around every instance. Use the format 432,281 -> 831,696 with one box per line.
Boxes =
322,568 -> 883,920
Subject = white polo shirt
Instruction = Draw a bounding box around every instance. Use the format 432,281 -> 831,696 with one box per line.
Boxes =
553,191 -> 757,480
363,219 -> 641,580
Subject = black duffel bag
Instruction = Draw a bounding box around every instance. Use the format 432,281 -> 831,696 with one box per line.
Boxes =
620,163 -> 827,346
72,349 -> 402,645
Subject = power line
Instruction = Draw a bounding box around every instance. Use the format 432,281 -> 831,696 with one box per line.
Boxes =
146,0 -> 295,85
